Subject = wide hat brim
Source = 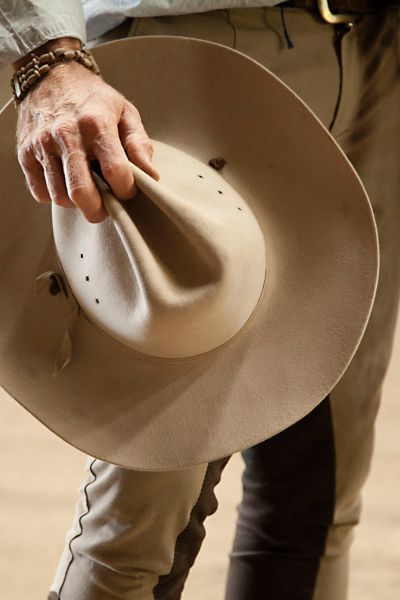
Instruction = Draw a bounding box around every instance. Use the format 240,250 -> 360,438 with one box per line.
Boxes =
0,37 -> 378,470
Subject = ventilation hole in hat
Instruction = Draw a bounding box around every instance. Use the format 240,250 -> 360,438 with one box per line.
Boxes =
80,253 -> 84,259
218,190 -> 223,195
198,174 -> 203,179
85,276 -> 90,282
95,298 -> 100,304
237,207 -> 242,211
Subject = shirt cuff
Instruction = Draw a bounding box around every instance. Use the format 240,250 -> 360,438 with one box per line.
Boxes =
0,1 -> 87,70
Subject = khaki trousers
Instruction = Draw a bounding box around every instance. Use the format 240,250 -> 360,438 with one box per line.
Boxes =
49,6 -> 400,600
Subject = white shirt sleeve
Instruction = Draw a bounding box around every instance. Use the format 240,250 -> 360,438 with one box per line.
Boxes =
0,0 -> 86,69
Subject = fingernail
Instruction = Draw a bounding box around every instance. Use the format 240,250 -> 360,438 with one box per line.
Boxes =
149,164 -> 160,181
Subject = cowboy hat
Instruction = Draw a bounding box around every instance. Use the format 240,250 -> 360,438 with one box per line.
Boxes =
0,36 -> 378,470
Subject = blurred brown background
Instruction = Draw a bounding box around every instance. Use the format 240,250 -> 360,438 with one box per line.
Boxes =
1,69 -> 399,600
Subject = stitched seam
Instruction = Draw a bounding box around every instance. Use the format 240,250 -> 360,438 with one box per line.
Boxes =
58,459 -> 97,598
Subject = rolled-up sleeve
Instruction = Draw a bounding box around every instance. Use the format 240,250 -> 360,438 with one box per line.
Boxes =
0,0 -> 86,69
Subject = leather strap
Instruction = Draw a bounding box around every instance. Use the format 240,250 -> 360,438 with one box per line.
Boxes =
283,0 -> 393,14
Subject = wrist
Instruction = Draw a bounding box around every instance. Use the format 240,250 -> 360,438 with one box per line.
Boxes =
12,41 -> 100,105
13,38 -> 81,71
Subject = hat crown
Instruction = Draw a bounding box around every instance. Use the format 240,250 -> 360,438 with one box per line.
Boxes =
52,142 -> 266,358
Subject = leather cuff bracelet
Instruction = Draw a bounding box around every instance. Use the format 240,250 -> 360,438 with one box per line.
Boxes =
11,47 -> 100,104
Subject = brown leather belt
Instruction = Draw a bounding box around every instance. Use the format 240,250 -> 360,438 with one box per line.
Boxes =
283,0 -> 395,24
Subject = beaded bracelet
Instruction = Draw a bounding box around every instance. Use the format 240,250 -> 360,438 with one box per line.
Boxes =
11,47 -> 100,104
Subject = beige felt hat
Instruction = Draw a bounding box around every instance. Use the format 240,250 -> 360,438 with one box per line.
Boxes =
0,36 -> 378,471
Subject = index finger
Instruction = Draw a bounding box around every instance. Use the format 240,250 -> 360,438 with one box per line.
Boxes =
62,148 -> 108,223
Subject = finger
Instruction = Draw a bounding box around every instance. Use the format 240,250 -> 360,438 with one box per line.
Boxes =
119,107 -> 160,181
17,146 -> 51,203
51,119 -> 108,222
29,125 -> 74,208
92,123 -> 136,201
79,112 -> 135,201
40,153 -> 75,209
62,149 -> 108,223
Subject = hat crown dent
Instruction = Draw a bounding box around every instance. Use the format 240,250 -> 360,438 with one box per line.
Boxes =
52,141 -> 266,359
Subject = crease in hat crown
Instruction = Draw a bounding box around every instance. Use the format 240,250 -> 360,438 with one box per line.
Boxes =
52,141 -> 267,359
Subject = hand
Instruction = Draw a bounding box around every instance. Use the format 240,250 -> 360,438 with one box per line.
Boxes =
15,41 -> 158,223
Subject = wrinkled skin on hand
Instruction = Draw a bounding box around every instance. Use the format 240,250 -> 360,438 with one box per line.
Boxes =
16,61 -> 159,223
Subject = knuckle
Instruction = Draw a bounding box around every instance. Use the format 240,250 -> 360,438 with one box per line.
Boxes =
85,213 -> 104,224
17,144 -> 34,167
40,152 -> 54,169
27,177 -> 47,201
126,102 -> 142,121
136,135 -> 153,151
69,188 -> 105,223
37,128 -> 53,148
53,196 -> 70,207
126,132 -> 153,154
143,139 -> 154,156
130,108 -> 141,124
81,203 -> 105,224
80,112 -> 107,133
51,119 -> 77,145
64,148 -> 86,171
69,185 -> 87,205
29,132 -> 53,160
101,161 -> 126,180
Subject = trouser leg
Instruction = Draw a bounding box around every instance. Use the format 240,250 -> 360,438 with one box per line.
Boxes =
134,8 -> 398,597
313,8 -> 400,597
48,457 -> 229,599
225,6 -> 400,600
225,397 -> 336,599
126,11 -> 340,598
49,6 -> 400,600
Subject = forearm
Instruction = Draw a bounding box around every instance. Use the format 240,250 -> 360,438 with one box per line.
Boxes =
0,0 -> 85,69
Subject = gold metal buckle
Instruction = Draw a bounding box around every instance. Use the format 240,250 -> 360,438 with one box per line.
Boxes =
317,0 -> 356,24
